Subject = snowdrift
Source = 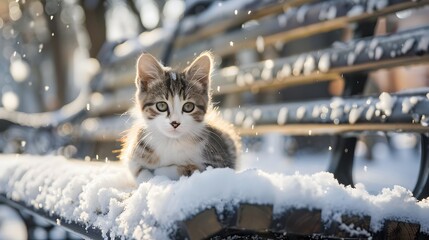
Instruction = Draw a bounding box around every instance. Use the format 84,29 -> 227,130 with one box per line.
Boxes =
0,154 -> 428,239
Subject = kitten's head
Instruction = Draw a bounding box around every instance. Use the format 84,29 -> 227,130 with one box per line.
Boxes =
134,52 -> 212,139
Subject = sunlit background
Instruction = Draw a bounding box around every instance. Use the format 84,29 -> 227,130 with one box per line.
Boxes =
1,0 -> 429,193
0,0 -> 186,113
1,0 -> 429,183
0,0 -> 429,238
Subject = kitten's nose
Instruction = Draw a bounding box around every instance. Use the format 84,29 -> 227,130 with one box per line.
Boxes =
170,121 -> 180,129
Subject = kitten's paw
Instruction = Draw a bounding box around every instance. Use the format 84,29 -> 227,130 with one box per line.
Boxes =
178,164 -> 199,177
136,169 -> 154,183
154,166 -> 181,180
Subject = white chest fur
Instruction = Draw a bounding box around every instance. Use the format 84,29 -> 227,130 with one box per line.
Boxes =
149,134 -> 205,167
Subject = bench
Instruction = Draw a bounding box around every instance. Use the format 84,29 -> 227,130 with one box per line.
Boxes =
1,0 -> 429,239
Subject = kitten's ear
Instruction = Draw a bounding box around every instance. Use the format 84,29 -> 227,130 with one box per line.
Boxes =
136,53 -> 164,90
185,52 -> 213,90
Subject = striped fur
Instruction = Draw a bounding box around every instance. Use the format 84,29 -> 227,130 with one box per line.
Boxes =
120,52 -> 241,182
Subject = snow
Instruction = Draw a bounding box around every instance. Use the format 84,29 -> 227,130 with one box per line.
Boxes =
256,36 -> 265,53
296,5 -> 309,24
261,67 -> 272,81
10,59 -> 30,82
417,35 -> 429,54
347,5 -> 364,17
303,55 -> 315,75
252,108 -> 262,121
296,106 -> 306,120
312,105 -> 321,118
376,92 -> 396,117
1,153 -> 429,238
402,38 -> 415,54
0,205 -> 27,240
367,0 -> 387,13
317,53 -> 330,73
349,107 -> 364,124
330,97 -> 344,121
402,96 -> 421,114
365,105 -> 376,120
277,107 -> 288,125
376,0 -> 388,10
369,38 -> 378,50
355,40 -> 365,55
374,46 -> 383,60
234,111 -> 245,125
421,115 -> 429,127
326,6 -> 337,20
244,72 -> 254,84
292,55 -> 305,76
347,52 -> 356,66
1,91 -> 19,111
277,14 -> 287,27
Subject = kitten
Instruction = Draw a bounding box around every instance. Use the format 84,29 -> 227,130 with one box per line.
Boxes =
120,52 -> 241,182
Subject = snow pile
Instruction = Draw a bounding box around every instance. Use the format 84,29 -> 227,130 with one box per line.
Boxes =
376,92 -> 396,117
1,154 -> 429,239
402,96 -> 421,114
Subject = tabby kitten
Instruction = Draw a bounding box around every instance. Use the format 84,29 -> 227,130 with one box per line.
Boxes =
120,52 -> 240,182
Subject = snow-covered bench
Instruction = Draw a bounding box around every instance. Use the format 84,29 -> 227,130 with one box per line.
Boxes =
1,155 -> 429,239
2,0 -> 429,239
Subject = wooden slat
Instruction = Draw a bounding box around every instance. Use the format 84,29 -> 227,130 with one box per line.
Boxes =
90,28 -> 429,116
176,0 -> 315,49
384,220 -> 420,240
91,25 -> 429,117
326,214 -> 371,238
236,204 -> 273,231
98,0 -> 429,92
74,90 -> 429,140
273,208 -> 322,235
106,0 -> 315,66
215,55 -> 429,96
237,123 -> 429,136
223,91 -> 429,135
184,208 -> 223,240
171,0 -> 429,65
263,0 -> 429,48
213,26 -> 429,95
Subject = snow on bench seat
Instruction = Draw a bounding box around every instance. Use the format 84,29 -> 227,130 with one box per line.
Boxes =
0,154 -> 429,239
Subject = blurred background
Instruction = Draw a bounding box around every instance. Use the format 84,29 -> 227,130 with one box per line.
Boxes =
0,0 -> 429,192
0,0 -> 429,238
0,0 -> 184,113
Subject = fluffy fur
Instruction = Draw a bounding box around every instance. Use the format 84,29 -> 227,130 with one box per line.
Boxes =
120,52 -> 240,182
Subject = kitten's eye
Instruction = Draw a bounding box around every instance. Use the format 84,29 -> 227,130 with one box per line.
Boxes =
156,102 -> 168,112
182,102 -> 195,113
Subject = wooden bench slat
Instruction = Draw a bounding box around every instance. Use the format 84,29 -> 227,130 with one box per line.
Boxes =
74,90 -> 429,140
236,204 -> 273,231
175,0 -> 315,50
97,0 -> 429,92
223,91 -> 429,135
384,220 -> 420,240
102,0 -> 314,68
90,25 -> 429,117
171,0 -> 429,65
213,26 -> 429,96
326,214 -> 371,238
272,208 -> 322,235
184,208 -> 223,240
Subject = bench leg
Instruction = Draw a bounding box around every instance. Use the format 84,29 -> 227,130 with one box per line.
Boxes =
328,71 -> 371,187
413,134 -> 429,200
328,136 -> 356,187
